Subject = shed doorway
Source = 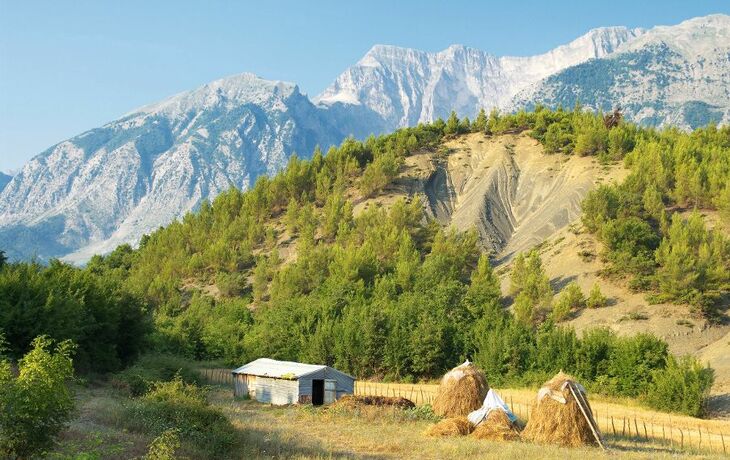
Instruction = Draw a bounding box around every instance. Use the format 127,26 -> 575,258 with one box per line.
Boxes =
312,379 -> 324,405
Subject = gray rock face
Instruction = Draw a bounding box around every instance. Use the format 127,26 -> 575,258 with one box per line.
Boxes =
316,26 -> 642,126
2,15 -> 729,262
510,15 -> 730,129
0,173 -> 10,192
0,74 -> 346,261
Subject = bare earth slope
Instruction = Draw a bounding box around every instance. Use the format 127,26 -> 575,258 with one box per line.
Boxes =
429,133 -> 611,261
352,132 -> 729,400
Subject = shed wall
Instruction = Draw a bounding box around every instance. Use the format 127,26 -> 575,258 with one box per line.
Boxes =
253,376 -> 299,405
298,368 -> 354,400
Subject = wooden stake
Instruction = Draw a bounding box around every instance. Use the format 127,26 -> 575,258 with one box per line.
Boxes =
568,382 -> 604,449
611,416 -> 616,436
680,428 -> 684,449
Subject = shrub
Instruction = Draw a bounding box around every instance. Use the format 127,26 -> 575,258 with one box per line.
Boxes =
646,355 -> 714,417
0,336 -> 76,458
122,377 -> 237,459
551,282 -> 586,321
145,429 -> 181,460
113,354 -> 202,396
586,284 -> 608,309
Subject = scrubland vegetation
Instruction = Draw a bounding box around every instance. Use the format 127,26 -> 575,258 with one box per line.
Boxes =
1,106 -> 728,456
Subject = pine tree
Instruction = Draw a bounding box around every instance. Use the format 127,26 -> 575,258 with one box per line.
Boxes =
444,111 -> 460,135
472,108 -> 487,132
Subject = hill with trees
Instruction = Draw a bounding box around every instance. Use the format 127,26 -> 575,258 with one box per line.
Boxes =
1,107 -> 728,418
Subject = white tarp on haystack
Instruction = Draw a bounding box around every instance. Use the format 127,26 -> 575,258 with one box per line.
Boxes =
467,389 -> 517,426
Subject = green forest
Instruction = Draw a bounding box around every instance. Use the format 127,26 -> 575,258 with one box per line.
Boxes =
2,106 -> 728,455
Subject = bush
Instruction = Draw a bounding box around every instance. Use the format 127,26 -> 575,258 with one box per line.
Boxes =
113,354 -> 202,396
0,336 -> 76,458
551,282 -> 586,321
646,355 -> 714,417
145,429 -> 181,460
586,284 -> 608,309
122,376 -> 237,459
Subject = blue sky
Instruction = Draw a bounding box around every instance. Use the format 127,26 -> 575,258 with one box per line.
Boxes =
0,0 -> 727,172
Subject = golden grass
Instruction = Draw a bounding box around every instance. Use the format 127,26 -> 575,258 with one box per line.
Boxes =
355,381 -> 730,451
210,389 -> 722,459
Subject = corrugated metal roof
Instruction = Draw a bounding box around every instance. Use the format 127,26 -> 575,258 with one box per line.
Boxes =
232,358 -> 327,379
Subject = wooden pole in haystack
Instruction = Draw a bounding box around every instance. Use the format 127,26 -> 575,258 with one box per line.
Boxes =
568,382 -> 604,449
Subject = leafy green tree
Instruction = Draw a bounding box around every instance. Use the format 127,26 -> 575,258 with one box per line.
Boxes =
0,336 -> 76,459
646,355 -> 714,417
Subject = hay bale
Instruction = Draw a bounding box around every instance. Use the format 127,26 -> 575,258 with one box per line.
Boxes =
471,409 -> 521,442
334,395 -> 415,409
521,372 -> 598,447
425,417 -> 474,437
432,362 -> 489,417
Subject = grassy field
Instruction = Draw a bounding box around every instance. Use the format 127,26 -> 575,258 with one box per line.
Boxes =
353,381 -> 730,453
52,381 -> 728,459
211,389 -> 722,459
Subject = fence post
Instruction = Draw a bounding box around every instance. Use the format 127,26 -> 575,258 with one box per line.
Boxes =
622,418 -> 626,437
697,425 -> 702,449
679,428 -> 684,449
721,432 -> 726,454
643,421 -> 648,441
634,417 -> 639,440
611,416 -> 616,437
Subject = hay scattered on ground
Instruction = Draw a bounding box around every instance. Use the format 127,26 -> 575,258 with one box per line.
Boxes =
521,372 -> 598,447
425,417 -> 474,437
470,409 -> 521,442
334,395 -> 415,409
432,362 -> 489,417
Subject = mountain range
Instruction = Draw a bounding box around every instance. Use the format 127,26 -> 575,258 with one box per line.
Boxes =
2,14 -> 729,262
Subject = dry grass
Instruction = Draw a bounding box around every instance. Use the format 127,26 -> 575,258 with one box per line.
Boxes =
432,363 -> 488,417
52,383 -> 726,459
522,373 -> 598,447
210,389 -> 722,459
425,417 -> 473,437
471,410 -> 521,442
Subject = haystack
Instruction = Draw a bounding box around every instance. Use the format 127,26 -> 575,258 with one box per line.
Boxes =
432,361 -> 489,417
521,372 -> 602,448
424,417 -> 473,437
471,409 -> 521,441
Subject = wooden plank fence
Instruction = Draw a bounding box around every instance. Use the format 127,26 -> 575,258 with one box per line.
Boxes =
199,367 -> 234,385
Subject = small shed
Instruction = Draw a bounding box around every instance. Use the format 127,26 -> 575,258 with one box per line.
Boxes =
232,358 -> 354,405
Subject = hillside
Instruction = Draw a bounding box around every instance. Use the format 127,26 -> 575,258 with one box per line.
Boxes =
335,131 -> 730,393
2,108 -> 729,425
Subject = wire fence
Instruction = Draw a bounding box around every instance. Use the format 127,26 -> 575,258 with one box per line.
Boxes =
200,370 -> 729,455
353,381 -> 729,455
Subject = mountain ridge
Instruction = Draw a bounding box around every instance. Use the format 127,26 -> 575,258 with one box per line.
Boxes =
2,14 -> 729,262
